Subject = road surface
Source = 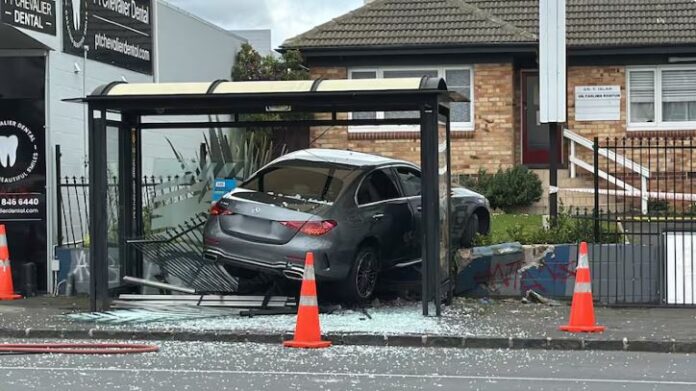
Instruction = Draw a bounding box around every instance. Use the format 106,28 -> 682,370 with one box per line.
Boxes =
0,339 -> 695,390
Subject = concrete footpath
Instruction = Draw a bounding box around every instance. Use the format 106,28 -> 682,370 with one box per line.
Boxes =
1,296 -> 695,353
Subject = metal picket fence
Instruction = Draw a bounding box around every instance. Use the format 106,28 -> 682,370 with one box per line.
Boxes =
581,136 -> 696,306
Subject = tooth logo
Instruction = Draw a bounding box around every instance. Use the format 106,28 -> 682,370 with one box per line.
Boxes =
71,0 -> 82,31
0,136 -> 18,168
0,120 -> 40,184
63,0 -> 88,49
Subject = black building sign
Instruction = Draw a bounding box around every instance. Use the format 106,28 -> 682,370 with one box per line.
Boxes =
62,0 -> 152,74
1,0 -> 57,35
0,56 -> 48,290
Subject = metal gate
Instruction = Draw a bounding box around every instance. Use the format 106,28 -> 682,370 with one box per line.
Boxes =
588,136 -> 696,306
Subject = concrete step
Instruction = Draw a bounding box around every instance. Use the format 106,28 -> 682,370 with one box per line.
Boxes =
527,168 -> 614,214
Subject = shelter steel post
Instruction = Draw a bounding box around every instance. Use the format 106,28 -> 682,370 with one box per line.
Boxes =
420,102 -> 441,316
118,119 -> 131,288
133,118 -> 143,279
443,105 -> 452,315
119,113 -> 143,287
88,108 -> 109,312
55,145 -> 63,247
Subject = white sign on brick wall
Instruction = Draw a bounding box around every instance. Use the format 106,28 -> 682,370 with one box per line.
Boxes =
575,85 -> 621,121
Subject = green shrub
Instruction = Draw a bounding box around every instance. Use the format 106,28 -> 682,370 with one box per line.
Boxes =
648,199 -> 670,214
460,166 -> 542,212
473,212 -> 621,246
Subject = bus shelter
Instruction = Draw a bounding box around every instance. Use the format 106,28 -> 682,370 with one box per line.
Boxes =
74,77 -> 459,316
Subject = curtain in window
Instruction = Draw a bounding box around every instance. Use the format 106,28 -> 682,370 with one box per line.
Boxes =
629,71 -> 655,123
662,70 -> 696,122
445,69 -> 471,122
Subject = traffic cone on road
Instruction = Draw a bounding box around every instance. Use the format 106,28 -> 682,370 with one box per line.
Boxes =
560,242 -> 604,333
0,225 -> 22,301
283,252 -> 331,349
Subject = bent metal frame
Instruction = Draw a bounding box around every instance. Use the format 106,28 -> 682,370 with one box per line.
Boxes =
73,77 -> 459,316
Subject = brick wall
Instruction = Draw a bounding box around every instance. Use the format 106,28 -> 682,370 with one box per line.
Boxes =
566,65 -> 696,198
308,63 -> 517,175
567,65 -> 628,141
309,63 -> 696,179
567,65 -> 696,138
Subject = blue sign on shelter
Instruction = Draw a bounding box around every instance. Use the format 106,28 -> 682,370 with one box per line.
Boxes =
212,178 -> 236,203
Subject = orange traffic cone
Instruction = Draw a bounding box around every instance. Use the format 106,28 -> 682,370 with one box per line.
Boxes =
0,225 -> 22,300
283,252 -> 331,349
560,242 -> 604,333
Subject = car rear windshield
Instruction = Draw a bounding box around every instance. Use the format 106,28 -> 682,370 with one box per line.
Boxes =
242,163 -> 352,204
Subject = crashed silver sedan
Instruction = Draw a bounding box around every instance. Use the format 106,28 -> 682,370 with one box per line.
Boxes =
203,149 -> 490,301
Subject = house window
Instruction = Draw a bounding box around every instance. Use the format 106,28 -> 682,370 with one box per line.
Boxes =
349,66 -> 474,131
628,66 -> 696,130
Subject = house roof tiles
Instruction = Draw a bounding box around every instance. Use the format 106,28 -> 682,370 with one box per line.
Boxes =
282,0 -> 696,50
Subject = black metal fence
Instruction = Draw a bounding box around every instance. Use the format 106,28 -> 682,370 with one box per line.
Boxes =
584,136 -> 696,306
57,174 -> 197,247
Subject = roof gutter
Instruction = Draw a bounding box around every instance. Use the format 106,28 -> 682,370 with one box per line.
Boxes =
280,43 -> 696,59
278,43 -> 538,57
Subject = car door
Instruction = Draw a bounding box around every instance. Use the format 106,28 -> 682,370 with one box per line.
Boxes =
394,165 -> 422,261
356,167 -> 414,266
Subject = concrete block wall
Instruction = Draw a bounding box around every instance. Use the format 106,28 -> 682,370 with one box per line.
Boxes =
456,243 -> 659,304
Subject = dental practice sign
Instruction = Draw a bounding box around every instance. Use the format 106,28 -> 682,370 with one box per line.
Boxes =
1,0 -> 56,35
0,119 -> 45,221
62,0 -> 152,74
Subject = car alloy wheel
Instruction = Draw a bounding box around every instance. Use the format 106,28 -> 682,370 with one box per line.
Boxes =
355,250 -> 378,299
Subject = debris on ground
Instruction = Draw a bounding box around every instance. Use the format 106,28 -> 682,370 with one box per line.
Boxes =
523,289 -> 562,306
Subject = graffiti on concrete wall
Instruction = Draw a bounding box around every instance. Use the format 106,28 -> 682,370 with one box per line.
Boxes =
456,243 -> 577,298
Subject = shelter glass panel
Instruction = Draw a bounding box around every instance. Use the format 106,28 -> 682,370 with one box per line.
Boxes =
437,115 -> 452,295
106,125 -> 122,288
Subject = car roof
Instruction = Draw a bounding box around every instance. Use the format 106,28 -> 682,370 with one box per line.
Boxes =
270,149 -> 415,168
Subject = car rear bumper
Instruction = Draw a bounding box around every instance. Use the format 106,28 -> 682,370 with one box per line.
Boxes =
203,218 -> 352,281
203,248 -> 308,280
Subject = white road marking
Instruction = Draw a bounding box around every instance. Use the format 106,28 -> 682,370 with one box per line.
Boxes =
0,366 -> 693,386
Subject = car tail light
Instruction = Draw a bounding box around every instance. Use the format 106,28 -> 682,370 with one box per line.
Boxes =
210,202 -> 233,216
280,220 -> 337,236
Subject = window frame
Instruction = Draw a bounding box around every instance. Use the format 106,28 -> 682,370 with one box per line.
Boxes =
348,65 -> 475,132
627,65 -> 696,131
355,166 -> 408,207
394,165 -> 422,198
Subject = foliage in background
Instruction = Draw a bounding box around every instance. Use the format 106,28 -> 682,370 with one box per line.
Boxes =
460,166 -> 543,212
232,43 -> 309,81
474,211 -> 622,246
647,199 -> 670,214
146,44 -> 311,230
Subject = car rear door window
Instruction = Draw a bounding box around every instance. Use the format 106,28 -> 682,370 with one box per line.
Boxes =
395,166 -> 421,197
357,169 -> 400,205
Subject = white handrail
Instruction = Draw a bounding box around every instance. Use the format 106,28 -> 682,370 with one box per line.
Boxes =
564,129 -> 649,214
564,129 -> 650,178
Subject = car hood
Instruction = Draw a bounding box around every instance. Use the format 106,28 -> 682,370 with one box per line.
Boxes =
452,186 -> 486,200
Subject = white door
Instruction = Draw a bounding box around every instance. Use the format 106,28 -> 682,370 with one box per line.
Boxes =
665,232 -> 696,305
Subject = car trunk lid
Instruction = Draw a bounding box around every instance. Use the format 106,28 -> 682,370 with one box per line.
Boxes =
215,190 -> 330,245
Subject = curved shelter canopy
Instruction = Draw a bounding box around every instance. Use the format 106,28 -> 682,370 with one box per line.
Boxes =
77,77 -> 462,117
77,77 -> 454,318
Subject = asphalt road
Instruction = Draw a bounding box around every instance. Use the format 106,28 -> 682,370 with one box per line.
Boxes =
0,340 -> 695,390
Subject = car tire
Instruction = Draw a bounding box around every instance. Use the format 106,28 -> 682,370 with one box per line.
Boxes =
462,213 -> 479,248
340,246 -> 380,303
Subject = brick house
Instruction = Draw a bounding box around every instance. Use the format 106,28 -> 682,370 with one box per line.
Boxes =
280,0 -> 696,181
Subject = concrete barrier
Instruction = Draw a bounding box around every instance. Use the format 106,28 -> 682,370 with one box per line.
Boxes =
455,243 -> 657,303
